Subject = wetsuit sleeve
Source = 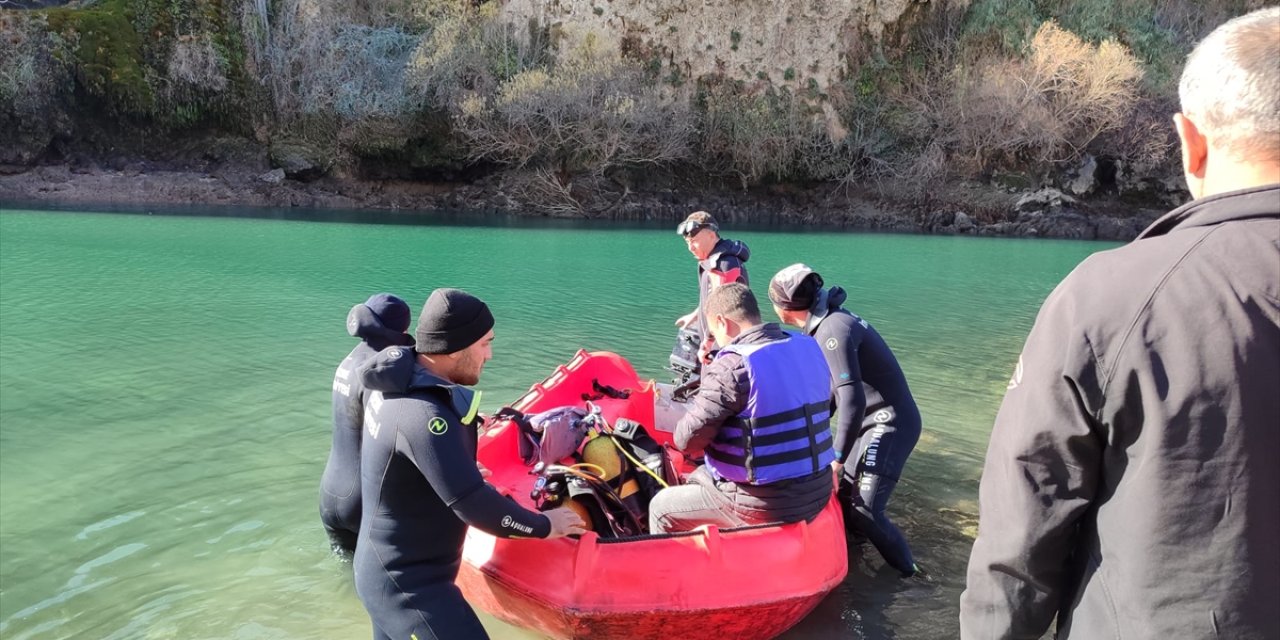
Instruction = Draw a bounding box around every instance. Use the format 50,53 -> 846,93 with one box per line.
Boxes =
959,281 -> 1103,639
674,353 -> 748,456
401,403 -> 552,539
710,255 -> 747,286
830,384 -> 863,463
822,318 -> 867,463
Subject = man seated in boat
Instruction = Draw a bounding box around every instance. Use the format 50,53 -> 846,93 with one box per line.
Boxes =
352,288 -> 587,640
649,283 -> 836,533
673,211 -> 751,365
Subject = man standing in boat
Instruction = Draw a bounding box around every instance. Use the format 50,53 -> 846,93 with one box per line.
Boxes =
768,265 -> 922,577
674,211 -> 751,364
321,293 -> 416,555
353,288 -> 586,640
649,283 -> 835,533
961,8 -> 1280,639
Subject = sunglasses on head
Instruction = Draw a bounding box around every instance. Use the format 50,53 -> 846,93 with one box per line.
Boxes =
677,221 -> 717,237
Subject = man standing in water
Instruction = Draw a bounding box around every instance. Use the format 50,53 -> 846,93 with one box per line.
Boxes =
768,265 -> 921,577
674,211 -> 751,363
354,288 -> 586,640
961,8 -> 1280,639
321,293 -> 415,555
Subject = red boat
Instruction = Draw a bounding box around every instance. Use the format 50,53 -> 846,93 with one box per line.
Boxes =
458,350 -> 848,640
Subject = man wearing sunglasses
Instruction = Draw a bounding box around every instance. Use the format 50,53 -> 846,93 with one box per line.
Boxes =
674,211 -> 751,364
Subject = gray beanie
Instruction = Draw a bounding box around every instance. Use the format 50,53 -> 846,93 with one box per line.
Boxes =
414,288 -> 495,354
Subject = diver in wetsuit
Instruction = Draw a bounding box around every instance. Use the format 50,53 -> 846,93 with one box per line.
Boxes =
321,293 -> 415,555
354,288 -> 586,640
769,265 -> 922,576
673,211 -> 751,364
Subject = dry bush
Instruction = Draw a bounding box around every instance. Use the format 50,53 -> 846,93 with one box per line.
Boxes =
241,0 -> 425,128
0,13 -> 67,117
453,34 -> 694,212
167,35 -> 229,93
947,21 -> 1143,172
697,82 -> 842,189
405,4 -> 548,110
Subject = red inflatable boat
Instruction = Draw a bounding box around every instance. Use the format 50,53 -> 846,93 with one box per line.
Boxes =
458,350 -> 847,640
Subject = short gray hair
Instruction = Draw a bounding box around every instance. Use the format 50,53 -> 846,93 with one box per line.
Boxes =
1179,7 -> 1280,161
705,282 -> 761,324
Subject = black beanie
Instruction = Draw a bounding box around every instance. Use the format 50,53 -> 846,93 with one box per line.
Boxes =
414,288 -> 495,354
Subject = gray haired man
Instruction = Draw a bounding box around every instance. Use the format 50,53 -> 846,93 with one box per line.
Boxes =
961,8 -> 1280,639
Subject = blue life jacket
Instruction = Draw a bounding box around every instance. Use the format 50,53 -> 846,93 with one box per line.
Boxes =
705,333 -> 836,484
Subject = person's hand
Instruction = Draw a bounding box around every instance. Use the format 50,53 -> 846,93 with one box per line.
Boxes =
697,336 -> 716,364
675,311 -> 696,328
477,461 -> 492,480
543,507 -> 588,538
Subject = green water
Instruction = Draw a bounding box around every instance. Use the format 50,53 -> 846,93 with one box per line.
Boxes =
0,208 -> 1117,639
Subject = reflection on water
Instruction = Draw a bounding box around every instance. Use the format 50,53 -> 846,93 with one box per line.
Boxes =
0,208 -> 1115,639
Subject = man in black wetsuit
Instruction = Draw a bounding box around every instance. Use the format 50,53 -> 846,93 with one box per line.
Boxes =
674,211 -> 751,362
354,288 -> 586,640
769,264 -> 922,577
321,293 -> 415,555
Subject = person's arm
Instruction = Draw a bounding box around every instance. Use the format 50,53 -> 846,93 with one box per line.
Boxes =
401,402 -> 553,539
959,283 -> 1104,639
674,355 -> 747,456
822,320 -> 866,463
830,384 -> 865,464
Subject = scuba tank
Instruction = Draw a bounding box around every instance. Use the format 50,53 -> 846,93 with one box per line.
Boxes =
526,405 -> 671,538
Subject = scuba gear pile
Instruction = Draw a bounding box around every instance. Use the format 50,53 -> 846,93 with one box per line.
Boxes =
527,403 -> 671,538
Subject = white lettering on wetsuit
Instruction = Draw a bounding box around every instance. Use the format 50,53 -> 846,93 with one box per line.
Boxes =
500,515 -> 533,534
365,392 -> 384,438
859,425 -> 888,491
333,365 -> 352,396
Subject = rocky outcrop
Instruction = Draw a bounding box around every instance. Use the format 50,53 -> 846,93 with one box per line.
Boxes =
500,0 -> 939,94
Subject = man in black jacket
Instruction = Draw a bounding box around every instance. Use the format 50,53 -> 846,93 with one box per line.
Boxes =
769,266 -> 921,576
650,283 -> 835,533
961,8 -> 1280,639
321,293 -> 415,555
354,288 -> 585,640
674,211 -> 751,362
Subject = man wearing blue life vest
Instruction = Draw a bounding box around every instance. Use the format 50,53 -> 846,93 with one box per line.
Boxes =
353,288 -> 586,640
650,282 -> 836,533
321,293 -> 416,555
769,264 -> 921,577
674,211 -> 751,362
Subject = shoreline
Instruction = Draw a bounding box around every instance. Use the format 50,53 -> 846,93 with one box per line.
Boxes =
0,161 -> 1166,241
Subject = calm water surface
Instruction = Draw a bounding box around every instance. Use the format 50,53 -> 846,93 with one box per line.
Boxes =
0,208 -> 1117,639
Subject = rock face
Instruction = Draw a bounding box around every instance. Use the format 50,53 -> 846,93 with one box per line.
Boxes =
499,0 -> 935,94
268,142 -> 330,182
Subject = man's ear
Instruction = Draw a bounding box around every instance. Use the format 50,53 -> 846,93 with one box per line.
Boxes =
1174,113 -> 1208,180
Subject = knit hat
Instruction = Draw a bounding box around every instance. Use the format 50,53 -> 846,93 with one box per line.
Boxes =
768,263 -> 824,310
414,288 -> 495,354
363,293 -> 412,333
676,211 -> 719,237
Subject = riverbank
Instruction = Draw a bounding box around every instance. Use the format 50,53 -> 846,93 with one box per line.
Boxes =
0,140 -> 1166,240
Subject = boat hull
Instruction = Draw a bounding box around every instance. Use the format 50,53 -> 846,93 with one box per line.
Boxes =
460,351 -> 847,639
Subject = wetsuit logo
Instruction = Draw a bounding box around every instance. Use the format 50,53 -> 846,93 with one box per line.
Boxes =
428,417 -> 448,435
501,515 -> 534,534
1007,355 -> 1024,390
825,338 -> 839,350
